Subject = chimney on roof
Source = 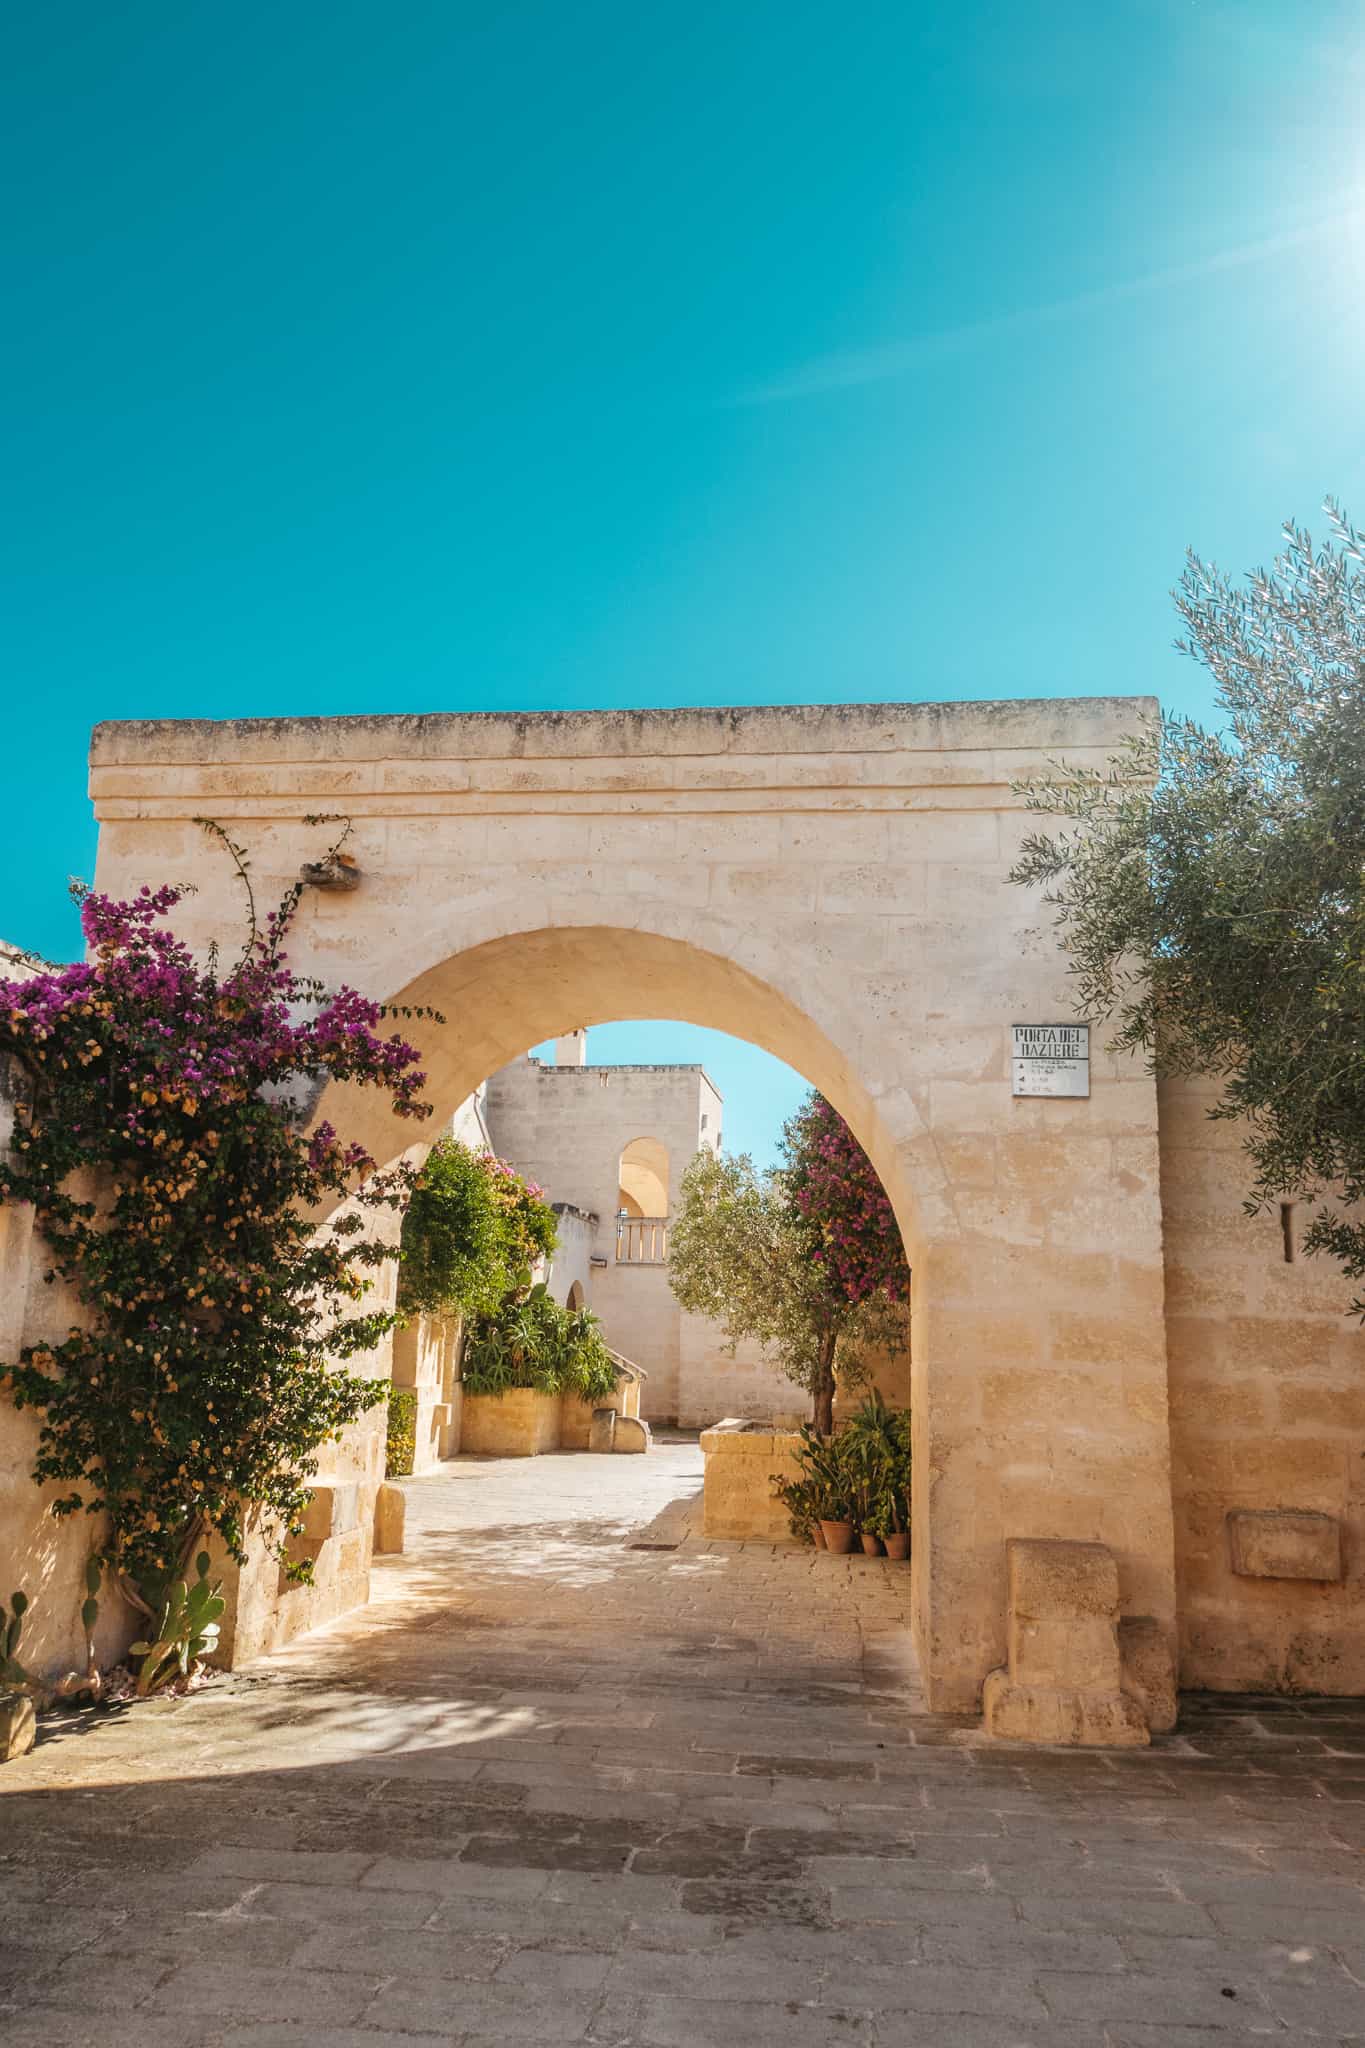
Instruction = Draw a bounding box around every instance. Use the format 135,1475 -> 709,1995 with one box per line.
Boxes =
553,1028 -> 587,1067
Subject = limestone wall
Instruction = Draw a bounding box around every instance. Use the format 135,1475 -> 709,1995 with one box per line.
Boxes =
1160,1075 -> 1365,1693
390,1313 -> 461,1473
449,1086 -> 492,1150
0,1019 -> 137,1679
485,1056 -> 710,1226
836,1335 -> 912,1420
484,1055 -> 707,1417
86,696 -> 1178,1712
677,1316 -> 809,1430
700,1424 -> 804,1540
544,1205 -> 594,1310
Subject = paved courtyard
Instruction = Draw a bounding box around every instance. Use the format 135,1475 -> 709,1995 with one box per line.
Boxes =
2,1438 -> 1364,2046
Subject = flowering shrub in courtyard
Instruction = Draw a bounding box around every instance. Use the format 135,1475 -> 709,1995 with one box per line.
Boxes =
0,823 -> 432,1621
399,1139 -> 557,1321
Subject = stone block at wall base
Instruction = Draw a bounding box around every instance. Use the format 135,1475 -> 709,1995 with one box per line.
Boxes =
1119,1615 -> 1178,1733
209,1506 -> 375,1667
300,1482 -> 361,1541
612,1416 -> 651,1454
561,1393 -> 598,1450
0,1691 -> 36,1763
982,1537 -> 1152,1748
589,1406 -> 617,1453
373,1482 -> 406,1555
982,1671 -> 1149,1747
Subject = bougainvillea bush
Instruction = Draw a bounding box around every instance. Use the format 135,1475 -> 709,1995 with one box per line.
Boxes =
783,1093 -> 910,1308
0,825 -> 432,1617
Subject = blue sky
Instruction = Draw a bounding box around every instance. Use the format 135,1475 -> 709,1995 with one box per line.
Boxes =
6,3 -> 1364,1162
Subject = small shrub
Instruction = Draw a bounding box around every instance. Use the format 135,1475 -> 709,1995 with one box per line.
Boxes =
558,1307 -> 619,1401
771,1393 -> 910,1540
462,1286 -> 619,1400
400,1142 -> 557,1320
383,1387 -> 418,1477
841,1390 -> 911,1538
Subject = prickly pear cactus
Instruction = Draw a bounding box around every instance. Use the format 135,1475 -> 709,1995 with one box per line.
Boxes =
131,1551 -> 225,1696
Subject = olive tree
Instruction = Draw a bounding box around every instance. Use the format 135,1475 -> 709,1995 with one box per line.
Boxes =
667,1094 -> 909,1431
1011,503 -> 1365,1312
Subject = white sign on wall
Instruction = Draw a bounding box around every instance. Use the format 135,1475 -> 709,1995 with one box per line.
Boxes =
1012,1023 -> 1090,1098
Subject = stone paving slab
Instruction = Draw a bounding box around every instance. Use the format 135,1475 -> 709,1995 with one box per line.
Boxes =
2,1440 -> 1364,2044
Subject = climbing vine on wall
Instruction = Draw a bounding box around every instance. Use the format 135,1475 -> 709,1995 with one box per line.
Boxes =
0,822 -> 434,1615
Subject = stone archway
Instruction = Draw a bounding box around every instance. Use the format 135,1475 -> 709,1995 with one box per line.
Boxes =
617,1137 -> 669,1220
89,697 -> 1177,1714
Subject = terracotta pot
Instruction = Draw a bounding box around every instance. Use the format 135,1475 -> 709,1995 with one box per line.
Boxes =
810,1522 -> 828,1550
860,1530 -> 884,1556
819,1519 -> 856,1555
883,1531 -> 910,1561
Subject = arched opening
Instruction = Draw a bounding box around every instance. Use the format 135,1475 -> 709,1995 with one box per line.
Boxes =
616,1136 -> 669,1219
316,920 -> 938,1682
320,922 -> 937,1274
565,1280 -> 584,1312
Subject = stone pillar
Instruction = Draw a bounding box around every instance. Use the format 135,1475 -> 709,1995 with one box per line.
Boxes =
982,1538 -> 1149,1746
908,1090 -> 1178,1717
373,1482 -> 406,1555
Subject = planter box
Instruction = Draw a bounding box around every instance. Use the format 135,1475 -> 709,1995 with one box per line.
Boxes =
461,1389 -> 562,1457
699,1420 -> 804,1541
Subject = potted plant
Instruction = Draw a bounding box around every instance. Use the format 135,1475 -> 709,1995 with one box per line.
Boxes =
841,1391 -> 911,1561
867,1479 -> 909,1559
807,1430 -> 857,1554
770,1471 -> 822,1546
845,1434 -> 884,1553
774,1427 -> 857,1553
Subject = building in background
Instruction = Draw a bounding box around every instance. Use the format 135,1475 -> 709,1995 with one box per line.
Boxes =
478,1030 -> 804,1428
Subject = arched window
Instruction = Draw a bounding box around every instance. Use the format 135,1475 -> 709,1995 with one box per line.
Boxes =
566,1280 -> 585,1311
617,1136 -> 669,1218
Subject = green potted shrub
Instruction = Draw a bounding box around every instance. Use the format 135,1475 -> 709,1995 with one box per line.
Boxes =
774,1427 -> 857,1553
771,1471 -> 837,1546
842,1391 -> 910,1561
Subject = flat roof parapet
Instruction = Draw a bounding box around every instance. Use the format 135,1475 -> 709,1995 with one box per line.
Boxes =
91,696 -> 1154,767
89,698 -> 1151,823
